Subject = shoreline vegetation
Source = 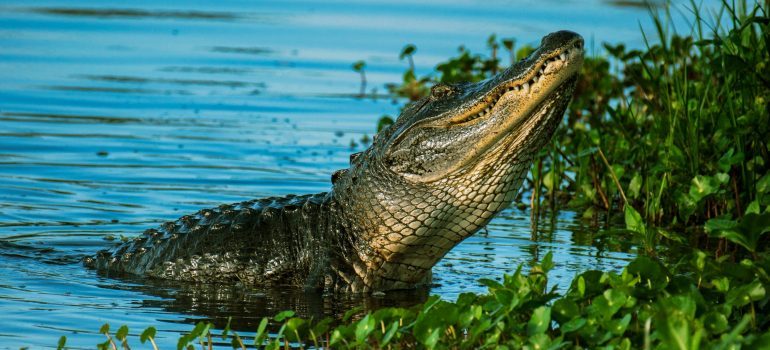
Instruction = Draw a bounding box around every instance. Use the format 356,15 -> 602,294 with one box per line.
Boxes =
56,1 -> 770,349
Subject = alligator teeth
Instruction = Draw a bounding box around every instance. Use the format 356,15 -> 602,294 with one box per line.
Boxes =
539,68 -> 544,75
559,52 -> 567,61
522,82 -> 530,93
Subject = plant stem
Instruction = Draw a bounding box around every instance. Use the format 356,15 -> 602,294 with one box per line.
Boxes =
597,147 -> 628,207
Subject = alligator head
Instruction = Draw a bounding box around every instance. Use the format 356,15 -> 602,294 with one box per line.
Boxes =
331,31 -> 584,292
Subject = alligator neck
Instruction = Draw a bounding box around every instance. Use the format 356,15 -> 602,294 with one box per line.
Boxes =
331,150 -> 531,292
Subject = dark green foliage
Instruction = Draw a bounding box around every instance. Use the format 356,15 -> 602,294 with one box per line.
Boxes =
76,249 -> 770,349
381,1 -> 770,255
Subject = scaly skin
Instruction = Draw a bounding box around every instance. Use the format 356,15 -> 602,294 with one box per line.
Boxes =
86,31 -> 584,293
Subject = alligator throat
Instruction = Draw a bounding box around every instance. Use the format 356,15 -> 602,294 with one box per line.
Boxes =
85,31 -> 585,293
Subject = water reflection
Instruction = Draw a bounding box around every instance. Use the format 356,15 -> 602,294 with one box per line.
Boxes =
210,46 -> 274,55
76,74 -> 266,88
103,276 -> 429,331
28,8 -> 242,21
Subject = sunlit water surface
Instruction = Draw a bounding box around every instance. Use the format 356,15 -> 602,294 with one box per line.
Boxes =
0,0 -> 718,348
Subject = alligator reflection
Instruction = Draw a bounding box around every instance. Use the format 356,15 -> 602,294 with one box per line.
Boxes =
100,274 -> 429,330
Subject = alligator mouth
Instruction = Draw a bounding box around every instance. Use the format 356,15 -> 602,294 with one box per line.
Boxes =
449,39 -> 584,125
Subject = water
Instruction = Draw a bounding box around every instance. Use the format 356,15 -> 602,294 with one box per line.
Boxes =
0,0 -> 713,348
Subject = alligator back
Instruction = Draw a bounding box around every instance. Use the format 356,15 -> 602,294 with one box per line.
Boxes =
86,192 -> 333,287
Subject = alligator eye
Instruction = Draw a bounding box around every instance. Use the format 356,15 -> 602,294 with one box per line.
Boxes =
430,83 -> 454,99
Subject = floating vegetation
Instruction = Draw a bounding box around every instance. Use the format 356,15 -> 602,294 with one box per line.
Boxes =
67,249 -> 770,349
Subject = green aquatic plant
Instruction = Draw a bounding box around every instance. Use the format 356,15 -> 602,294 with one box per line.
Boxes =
61,247 -> 770,349
352,60 -> 367,97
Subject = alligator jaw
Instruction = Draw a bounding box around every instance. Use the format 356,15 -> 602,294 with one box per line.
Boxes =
382,31 -> 584,184
448,39 -> 583,128
445,36 -> 584,179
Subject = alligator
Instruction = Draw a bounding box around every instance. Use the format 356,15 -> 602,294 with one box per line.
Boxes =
85,30 -> 584,293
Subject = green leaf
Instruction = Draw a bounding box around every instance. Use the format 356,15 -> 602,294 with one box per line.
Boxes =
705,218 -> 738,233
541,251 -> 555,273
188,322 -> 211,341
354,314 -> 375,344
593,289 -> 628,318
99,323 -> 110,334
376,115 -> 394,133
726,280 -> 766,307
676,190 -> 697,220
527,306 -> 551,335
274,310 -> 295,322
399,44 -> 416,59
527,333 -> 553,349
493,289 -> 518,310
221,316 -> 231,340
560,317 -> 586,333
624,205 -> 646,234
421,328 -> 441,349
577,276 -> 586,297
352,60 -> 365,72
478,278 -> 504,290
718,149 -> 744,172
758,173 -> 770,194
284,317 -> 307,342
708,212 -> 770,253
380,321 -> 400,347
177,334 -> 192,350
543,170 -> 556,192
688,174 -> 728,203
254,317 -> 269,346
552,298 -> 579,324
57,336 -> 67,350
629,173 -> 642,199
746,200 -> 761,214
656,296 -> 699,350
606,313 -> 632,335
712,277 -> 730,292
115,325 -> 128,341
703,311 -> 729,334
329,329 -> 347,347
342,306 -> 363,322
140,327 -> 157,344
502,38 -> 515,51
311,317 -> 332,338
627,256 -> 668,296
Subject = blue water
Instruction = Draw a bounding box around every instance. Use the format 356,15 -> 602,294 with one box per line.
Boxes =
0,0 -> 716,348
